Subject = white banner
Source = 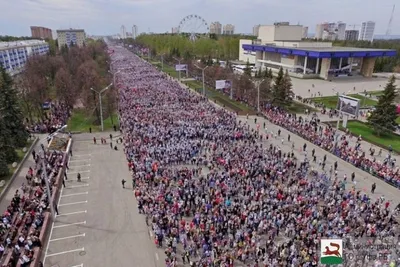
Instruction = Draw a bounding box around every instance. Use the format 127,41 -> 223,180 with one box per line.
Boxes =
336,95 -> 360,116
175,64 -> 187,71
215,80 -> 232,90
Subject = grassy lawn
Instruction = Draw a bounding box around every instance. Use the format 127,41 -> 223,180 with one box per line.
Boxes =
340,121 -> 400,154
311,94 -> 377,109
0,140 -> 34,192
67,109 -> 119,133
288,101 -> 318,114
367,90 -> 384,96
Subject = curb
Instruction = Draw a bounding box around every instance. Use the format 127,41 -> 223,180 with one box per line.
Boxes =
0,137 -> 39,202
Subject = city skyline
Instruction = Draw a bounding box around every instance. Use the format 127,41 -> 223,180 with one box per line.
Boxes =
0,0 -> 398,36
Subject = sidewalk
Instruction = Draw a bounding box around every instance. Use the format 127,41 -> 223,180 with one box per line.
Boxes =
0,135 -> 46,213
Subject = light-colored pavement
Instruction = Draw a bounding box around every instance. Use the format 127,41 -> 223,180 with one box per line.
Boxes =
241,115 -> 400,206
291,76 -> 400,97
43,132 -> 164,267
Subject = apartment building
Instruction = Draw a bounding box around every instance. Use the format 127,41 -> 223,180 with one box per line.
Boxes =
30,26 -> 52,39
56,29 -> 86,48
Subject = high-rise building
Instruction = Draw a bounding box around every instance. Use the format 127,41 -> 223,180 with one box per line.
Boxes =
120,25 -> 127,39
337,22 -> 346,40
132,25 -> 138,39
0,40 -> 49,75
302,27 -> 309,39
315,23 -> 328,39
209,22 -> 222,35
345,30 -> 359,41
30,26 -> 52,40
253,25 -> 260,36
359,21 -> 375,41
223,24 -> 235,35
56,29 -> 86,48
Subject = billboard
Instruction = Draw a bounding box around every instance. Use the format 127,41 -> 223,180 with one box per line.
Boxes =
336,95 -> 360,116
175,64 -> 187,71
215,80 -> 232,90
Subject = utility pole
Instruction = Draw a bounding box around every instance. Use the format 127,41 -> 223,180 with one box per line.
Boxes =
91,83 -> 113,131
254,78 -> 266,112
194,64 -> 209,96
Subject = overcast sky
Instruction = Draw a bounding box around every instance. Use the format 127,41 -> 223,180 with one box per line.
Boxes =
0,0 -> 398,36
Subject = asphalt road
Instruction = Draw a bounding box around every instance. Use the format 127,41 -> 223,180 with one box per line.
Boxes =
43,132 -> 164,267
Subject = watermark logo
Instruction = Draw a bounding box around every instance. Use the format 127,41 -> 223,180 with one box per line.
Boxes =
320,239 -> 343,265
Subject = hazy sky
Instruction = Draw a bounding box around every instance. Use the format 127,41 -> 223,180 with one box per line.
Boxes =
0,0 -> 398,36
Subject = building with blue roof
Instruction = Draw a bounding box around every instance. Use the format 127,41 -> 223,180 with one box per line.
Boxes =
239,24 -> 396,80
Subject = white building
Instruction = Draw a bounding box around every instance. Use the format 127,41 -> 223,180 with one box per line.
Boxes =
57,29 -> 86,48
120,25 -> 127,39
337,22 -> 346,40
223,24 -> 235,35
253,25 -> 260,36
0,40 -> 49,75
132,25 -> 138,39
209,22 -> 222,35
359,21 -> 375,41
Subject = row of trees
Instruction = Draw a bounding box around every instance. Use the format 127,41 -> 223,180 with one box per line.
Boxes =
129,34 -> 400,73
16,40 -> 113,125
0,68 -> 29,176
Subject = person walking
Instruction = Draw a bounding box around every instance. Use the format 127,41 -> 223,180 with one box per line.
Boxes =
77,173 -> 81,182
121,179 -> 126,188
110,134 -> 113,141
62,177 -> 66,188
371,183 -> 376,194
93,137 -> 97,144
54,203 -> 59,215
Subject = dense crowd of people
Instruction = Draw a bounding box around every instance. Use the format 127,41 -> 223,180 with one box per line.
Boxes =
112,46 -> 400,267
0,147 -> 64,267
262,108 -> 400,188
26,102 -> 70,134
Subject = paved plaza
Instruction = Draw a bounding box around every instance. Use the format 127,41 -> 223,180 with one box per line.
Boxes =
42,132 -> 164,267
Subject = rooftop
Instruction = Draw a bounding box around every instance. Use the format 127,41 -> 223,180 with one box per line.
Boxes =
242,44 -> 397,58
0,40 -> 48,50
56,29 -> 85,32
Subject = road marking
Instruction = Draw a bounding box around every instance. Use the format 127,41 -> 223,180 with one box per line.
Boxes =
56,210 -> 87,217
46,248 -> 85,258
66,177 -> 89,181
67,184 -> 89,188
73,154 -> 92,157
61,192 -> 88,197
69,159 -> 91,163
68,164 -> 91,168
59,201 -> 88,207
67,170 -> 90,174
50,233 -> 85,242
71,264 -> 83,267
155,252 -> 159,261
149,230 -> 153,237
53,221 -> 87,228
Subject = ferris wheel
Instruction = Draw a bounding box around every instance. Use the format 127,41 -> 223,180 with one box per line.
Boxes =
178,14 -> 209,41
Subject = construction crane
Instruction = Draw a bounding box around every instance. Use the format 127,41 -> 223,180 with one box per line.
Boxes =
386,5 -> 396,36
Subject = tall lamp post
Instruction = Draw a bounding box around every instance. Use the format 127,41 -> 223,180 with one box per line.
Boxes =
41,124 -> 68,221
91,83 -> 113,132
194,64 -> 209,96
254,78 -> 266,113
160,54 -> 165,71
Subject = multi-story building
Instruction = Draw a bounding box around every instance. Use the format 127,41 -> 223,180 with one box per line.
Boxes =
57,29 -> 86,48
302,27 -> 309,39
209,22 -> 222,35
315,23 -> 328,39
253,25 -> 261,36
30,26 -> 52,40
337,22 -> 346,40
0,40 -> 49,75
132,25 -> 138,39
345,30 -> 359,41
359,21 -> 375,41
223,24 -> 235,35
120,25 -> 127,39
171,27 -> 179,34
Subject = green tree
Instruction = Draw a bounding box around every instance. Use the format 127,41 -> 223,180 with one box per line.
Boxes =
367,75 -> 398,136
268,69 -> 273,78
0,67 -> 28,148
282,69 -> 294,106
257,68 -> 262,78
0,114 -> 17,164
271,67 -> 293,107
0,151 -> 9,177
243,61 -> 252,77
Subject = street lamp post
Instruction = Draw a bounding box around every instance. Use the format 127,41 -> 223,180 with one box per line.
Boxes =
91,83 -> 113,131
194,64 -> 209,96
161,54 -> 164,71
41,124 -> 67,221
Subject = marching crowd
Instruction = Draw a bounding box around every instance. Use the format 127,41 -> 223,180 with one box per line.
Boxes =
26,102 -> 70,134
113,46 -> 399,267
262,108 -> 400,187
0,147 -> 64,267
